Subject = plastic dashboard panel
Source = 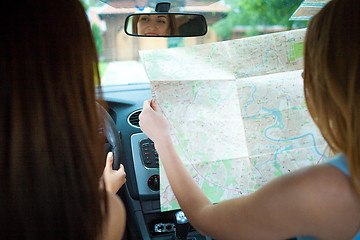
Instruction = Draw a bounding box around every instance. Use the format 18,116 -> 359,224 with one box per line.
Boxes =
131,132 -> 159,200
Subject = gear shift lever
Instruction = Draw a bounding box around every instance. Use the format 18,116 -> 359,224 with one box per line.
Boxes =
175,211 -> 190,240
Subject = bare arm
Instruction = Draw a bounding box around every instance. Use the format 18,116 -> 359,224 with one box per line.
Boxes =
101,154 -> 127,240
103,192 -> 126,240
139,99 -> 360,239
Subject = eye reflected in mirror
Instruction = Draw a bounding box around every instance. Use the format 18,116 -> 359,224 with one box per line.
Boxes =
124,13 -> 207,37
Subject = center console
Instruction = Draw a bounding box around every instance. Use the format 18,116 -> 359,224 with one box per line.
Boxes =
131,133 -> 160,200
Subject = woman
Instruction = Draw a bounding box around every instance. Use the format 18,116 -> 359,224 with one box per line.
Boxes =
139,0 -> 360,238
0,0 -> 125,239
131,13 -> 179,36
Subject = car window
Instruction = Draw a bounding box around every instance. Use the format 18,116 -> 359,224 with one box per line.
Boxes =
84,0 -> 308,85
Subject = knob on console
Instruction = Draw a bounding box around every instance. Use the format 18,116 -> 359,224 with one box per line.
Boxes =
148,175 -> 160,191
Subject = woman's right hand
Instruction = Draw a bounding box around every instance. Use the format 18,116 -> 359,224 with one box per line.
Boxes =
102,152 -> 126,194
139,99 -> 171,146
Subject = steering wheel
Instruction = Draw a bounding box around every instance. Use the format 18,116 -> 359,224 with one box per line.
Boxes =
97,103 -> 122,170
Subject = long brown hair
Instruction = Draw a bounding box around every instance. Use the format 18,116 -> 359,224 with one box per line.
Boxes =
0,0 -> 107,239
304,0 -> 360,193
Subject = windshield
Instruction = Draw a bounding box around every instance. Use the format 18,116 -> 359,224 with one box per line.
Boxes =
84,0 -> 309,85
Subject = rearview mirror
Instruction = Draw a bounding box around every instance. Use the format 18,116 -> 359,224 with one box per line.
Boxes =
124,13 -> 207,37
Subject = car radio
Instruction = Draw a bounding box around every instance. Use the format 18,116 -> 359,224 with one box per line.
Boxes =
139,138 -> 159,168
131,133 -> 160,200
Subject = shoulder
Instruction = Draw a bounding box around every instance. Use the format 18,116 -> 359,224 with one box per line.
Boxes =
102,192 -> 126,240
275,163 -> 360,238
291,162 -> 359,208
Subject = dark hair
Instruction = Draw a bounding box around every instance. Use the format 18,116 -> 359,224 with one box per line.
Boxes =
132,14 -> 141,34
0,0 -> 107,239
304,0 -> 360,193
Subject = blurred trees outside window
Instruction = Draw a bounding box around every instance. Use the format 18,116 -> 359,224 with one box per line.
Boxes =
212,0 -> 307,40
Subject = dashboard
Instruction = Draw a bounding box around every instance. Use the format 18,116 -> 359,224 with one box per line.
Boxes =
102,83 -> 210,240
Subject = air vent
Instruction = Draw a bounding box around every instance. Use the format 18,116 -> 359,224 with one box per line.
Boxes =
127,109 -> 142,128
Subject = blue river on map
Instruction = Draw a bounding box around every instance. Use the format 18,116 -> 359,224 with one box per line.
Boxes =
243,82 -> 326,165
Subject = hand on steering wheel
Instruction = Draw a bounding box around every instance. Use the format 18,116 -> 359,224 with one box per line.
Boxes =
97,102 -> 125,193
103,152 -> 126,193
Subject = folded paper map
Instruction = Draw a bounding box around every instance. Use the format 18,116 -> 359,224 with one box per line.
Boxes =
290,0 -> 331,21
140,29 -> 328,211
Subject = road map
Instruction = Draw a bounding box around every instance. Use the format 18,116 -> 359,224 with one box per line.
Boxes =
140,29 -> 328,211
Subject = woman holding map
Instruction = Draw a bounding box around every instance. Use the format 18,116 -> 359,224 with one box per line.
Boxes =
139,0 -> 360,238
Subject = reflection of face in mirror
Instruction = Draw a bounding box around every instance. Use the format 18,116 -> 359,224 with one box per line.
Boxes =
138,15 -> 170,35
126,13 -> 207,37
132,14 -> 179,36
